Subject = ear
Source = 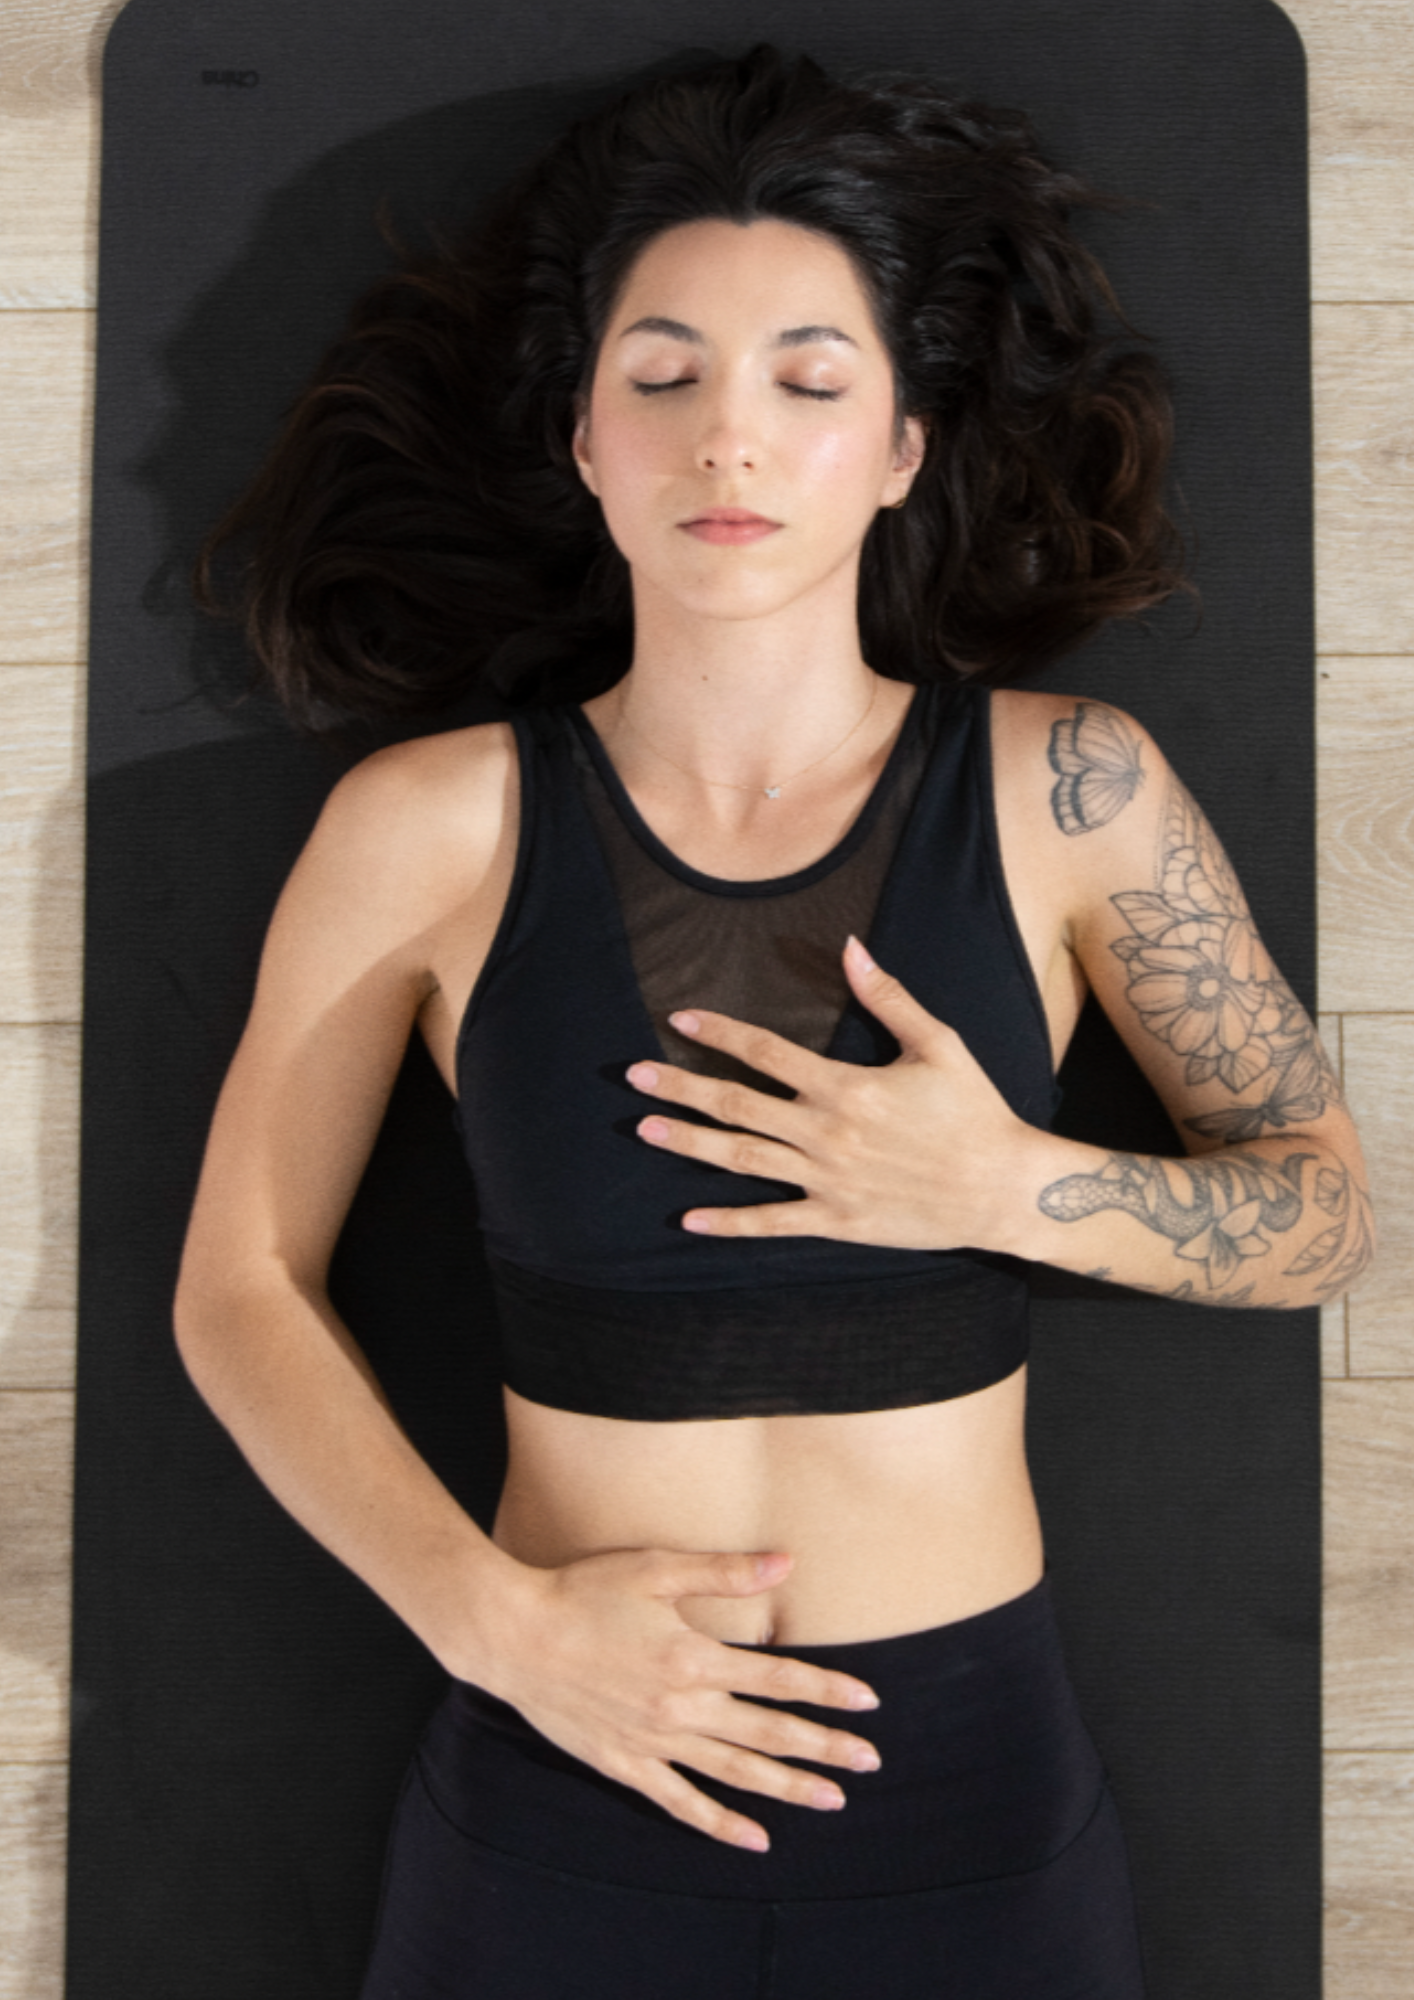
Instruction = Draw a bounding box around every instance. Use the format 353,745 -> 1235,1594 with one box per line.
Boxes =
571,404 -> 598,496
881,414 -> 927,508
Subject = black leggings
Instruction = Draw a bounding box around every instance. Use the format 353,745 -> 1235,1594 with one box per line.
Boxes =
361,1578 -> 1146,1998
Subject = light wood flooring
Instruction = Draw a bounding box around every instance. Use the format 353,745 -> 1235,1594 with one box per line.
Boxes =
0,1 -> 1410,1991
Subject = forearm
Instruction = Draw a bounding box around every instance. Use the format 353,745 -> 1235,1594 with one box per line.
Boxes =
173,1266 -> 531,1682
992,1125 -> 1375,1308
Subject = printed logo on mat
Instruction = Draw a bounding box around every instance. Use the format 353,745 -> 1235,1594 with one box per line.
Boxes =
201,70 -> 260,88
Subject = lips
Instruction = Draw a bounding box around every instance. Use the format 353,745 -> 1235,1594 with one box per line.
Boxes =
680,508 -> 781,546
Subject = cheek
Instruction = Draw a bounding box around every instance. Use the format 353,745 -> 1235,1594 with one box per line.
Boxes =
794,420 -> 896,510
584,406 -> 672,507
582,421 -> 676,562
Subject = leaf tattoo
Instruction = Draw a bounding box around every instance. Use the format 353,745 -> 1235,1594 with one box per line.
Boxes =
1110,774 -> 1342,1137
1048,703 -> 1146,835
1282,1161 -> 1376,1297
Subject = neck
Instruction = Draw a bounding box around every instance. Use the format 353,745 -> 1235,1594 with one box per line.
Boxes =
599,569 -> 882,795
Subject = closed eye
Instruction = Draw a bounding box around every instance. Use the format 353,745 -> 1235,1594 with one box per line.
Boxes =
630,379 -> 844,401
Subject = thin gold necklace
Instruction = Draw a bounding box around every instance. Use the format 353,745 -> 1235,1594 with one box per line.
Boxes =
612,675 -> 880,801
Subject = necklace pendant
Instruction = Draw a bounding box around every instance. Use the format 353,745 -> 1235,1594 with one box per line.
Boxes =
764,785 -> 782,800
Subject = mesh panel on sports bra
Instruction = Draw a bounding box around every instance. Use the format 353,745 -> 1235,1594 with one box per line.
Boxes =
565,688 -> 934,1099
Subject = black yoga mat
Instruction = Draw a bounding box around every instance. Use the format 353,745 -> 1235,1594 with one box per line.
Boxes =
71,2 -> 1316,1994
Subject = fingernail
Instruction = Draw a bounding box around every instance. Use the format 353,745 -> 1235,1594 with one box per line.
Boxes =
626,1062 -> 659,1088
738,1828 -> 770,1853
814,1785 -> 846,1810
639,1117 -> 670,1143
849,1687 -> 880,1710
849,1747 -> 882,1772
668,1011 -> 701,1035
682,1212 -> 713,1234
845,935 -> 875,973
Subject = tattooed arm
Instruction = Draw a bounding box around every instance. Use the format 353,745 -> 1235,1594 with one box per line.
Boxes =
988,694 -> 1375,1307
624,694 -> 1371,1305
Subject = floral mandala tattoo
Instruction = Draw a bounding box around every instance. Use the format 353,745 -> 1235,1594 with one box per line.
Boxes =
1110,775 -> 1342,1140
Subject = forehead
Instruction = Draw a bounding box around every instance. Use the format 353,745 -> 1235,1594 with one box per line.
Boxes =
608,218 -> 882,339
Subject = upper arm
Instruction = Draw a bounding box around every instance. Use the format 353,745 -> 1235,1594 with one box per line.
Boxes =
178,723 -> 516,1304
1073,749 -> 1342,1152
994,690 -> 1354,1160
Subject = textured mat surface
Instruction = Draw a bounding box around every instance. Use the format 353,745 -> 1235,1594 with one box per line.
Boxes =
74,2 -> 1315,1994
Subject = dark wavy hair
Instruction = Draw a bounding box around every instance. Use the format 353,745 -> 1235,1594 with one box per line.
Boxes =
197,44 -> 1187,725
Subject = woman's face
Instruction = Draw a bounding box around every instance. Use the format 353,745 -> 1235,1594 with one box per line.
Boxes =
572,218 -> 925,628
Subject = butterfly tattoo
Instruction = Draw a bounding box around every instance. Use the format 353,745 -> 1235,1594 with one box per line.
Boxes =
1047,704 -> 1146,835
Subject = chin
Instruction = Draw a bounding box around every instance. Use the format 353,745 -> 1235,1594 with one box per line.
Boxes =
644,570 -> 800,623
677,559 -> 856,620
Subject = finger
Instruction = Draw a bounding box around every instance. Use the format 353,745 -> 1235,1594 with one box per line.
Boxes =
724,1652 -> 881,1716
668,1008 -> 827,1096
625,1060 -> 805,1144
632,1759 -> 771,1851
724,1702 -> 882,1775
638,1114 -> 808,1188
643,1549 -> 794,1600
842,935 -> 952,1060
681,1199 -> 828,1239
678,1737 -> 848,1813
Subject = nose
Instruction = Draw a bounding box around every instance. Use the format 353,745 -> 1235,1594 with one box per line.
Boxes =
696,429 -> 756,474
694,380 -> 760,474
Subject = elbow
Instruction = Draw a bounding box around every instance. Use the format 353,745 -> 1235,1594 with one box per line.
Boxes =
1332,1160 -> 1379,1299
173,1238 -> 338,1406
1284,1160 -> 1377,1308
172,1252 -> 229,1396
1336,1206 -> 1378,1301
171,1242 -> 280,1398
1363,1186 -> 1379,1276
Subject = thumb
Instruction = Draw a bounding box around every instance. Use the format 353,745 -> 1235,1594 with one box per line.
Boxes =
843,936 -> 949,1059
648,1550 -> 793,1601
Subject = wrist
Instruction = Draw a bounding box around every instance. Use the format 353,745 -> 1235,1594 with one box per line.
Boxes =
980,1120 -> 1073,1260
421,1535 -> 549,1692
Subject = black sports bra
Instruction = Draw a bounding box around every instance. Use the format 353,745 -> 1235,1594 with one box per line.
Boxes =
454,680 -> 1058,1420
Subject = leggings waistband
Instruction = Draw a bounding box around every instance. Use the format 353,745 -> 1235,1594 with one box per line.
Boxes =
735,1571 -> 1052,1673
418,1574 -> 1106,1902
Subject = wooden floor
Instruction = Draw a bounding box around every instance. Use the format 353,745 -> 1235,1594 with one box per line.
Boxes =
0,0 -> 1409,1990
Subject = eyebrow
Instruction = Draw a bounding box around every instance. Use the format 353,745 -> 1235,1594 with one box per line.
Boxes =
618,316 -> 858,350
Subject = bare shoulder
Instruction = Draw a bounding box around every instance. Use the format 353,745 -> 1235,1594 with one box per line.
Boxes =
299,719 -> 517,909
988,687 -> 1156,846
322,718 -> 516,854
257,718 -> 520,1008
985,687 -> 1175,978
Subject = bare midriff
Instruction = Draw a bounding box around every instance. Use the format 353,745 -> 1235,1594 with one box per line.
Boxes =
492,1364 -> 1044,1647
